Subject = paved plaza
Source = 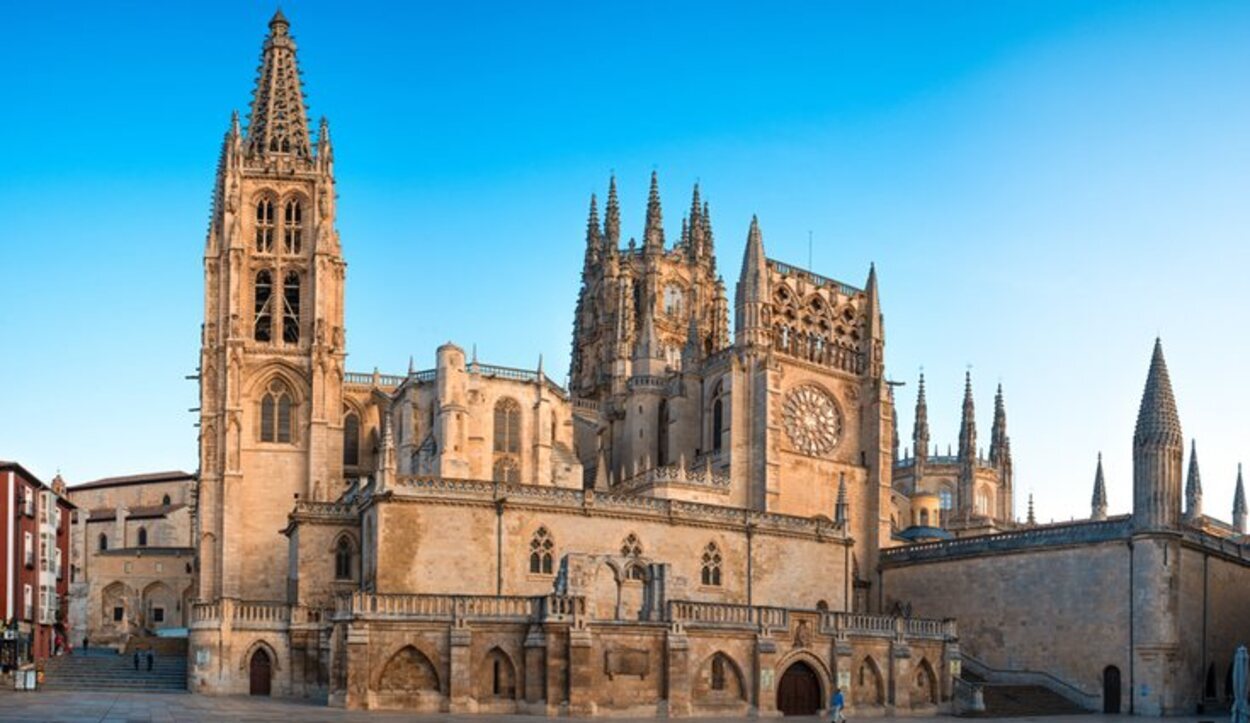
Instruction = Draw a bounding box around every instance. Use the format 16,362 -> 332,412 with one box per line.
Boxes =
0,692 -> 1223,723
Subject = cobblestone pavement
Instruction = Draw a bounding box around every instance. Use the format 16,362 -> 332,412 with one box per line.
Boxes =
0,692 -> 1216,723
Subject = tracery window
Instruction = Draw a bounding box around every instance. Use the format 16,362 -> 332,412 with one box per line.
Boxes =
282,272 -> 301,344
938,488 -> 953,511
343,410 -> 361,467
493,457 -> 519,484
255,198 -> 274,253
334,536 -> 354,580
254,270 -> 273,342
283,199 -> 302,254
529,527 -> 554,575
711,381 -> 727,453
621,533 -> 643,558
260,379 -> 295,443
494,398 -> 521,454
700,542 -> 722,586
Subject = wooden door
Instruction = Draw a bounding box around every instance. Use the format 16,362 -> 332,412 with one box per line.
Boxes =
249,649 -> 272,696
1103,666 -> 1121,714
778,661 -> 821,716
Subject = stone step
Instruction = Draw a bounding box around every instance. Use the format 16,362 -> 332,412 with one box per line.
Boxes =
961,684 -> 1086,718
42,654 -> 188,693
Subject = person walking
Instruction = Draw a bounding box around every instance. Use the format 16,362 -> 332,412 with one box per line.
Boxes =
146,650 -> 154,671
132,651 -> 140,671
830,687 -> 846,723
82,636 -> 89,653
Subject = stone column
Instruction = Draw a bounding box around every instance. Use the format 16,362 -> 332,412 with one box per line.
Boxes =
942,636 -> 961,702
523,625 -> 547,708
753,634 -> 778,717
567,624 -> 596,717
833,637 -> 854,708
344,623 -> 369,710
544,627 -> 568,715
665,625 -> 691,717
448,624 -> 474,712
890,636 -> 912,713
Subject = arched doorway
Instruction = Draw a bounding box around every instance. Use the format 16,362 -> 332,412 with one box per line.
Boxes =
249,648 -> 272,696
777,661 -> 822,716
1103,665 -> 1121,714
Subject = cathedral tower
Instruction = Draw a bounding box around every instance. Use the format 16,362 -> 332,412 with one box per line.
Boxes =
198,11 -> 345,602
1132,339 -> 1183,531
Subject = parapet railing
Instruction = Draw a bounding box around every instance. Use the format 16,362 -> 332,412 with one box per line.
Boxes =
615,457 -> 732,494
769,259 -> 862,297
189,599 -> 296,630
333,592 -> 585,624
344,371 -> 408,388
667,600 -> 789,630
819,611 -> 956,641
880,517 -> 1132,564
347,363 -> 568,397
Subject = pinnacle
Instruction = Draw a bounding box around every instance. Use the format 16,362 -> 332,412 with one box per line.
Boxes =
1235,464 -> 1246,514
1134,338 -> 1182,447
269,8 -> 289,28
1186,439 -> 1202,497
644,171 -> 664,249
246,9 -> 311,159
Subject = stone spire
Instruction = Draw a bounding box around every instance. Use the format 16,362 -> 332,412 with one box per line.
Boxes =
913,373 -> 930,464
1092,453 -> 1108,520
863,264 -> 884,378
702,201 -> 716,269
1235,464 -> 1247,534
1184,439 -> 1203,523
643,171 -> 664,253
603,174 -> 621,251
582,193 -> 601,274
989,384 -> 1010,465
687,183 -> 710,260
958,372 -> 977,461
734,215 -> 769,348
246,10 -> 312,159
1132,338 -> 1184,531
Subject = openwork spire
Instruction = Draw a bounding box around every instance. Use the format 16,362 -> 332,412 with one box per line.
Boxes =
958,372 -> 977,461
1091,453 -> 1108,520
246,11 -> 312,159
990,383 -> 1009,465
1134,338 -> 1182,447
604,175 -> 621,249
643,171 -> 664,252
913,373 -> 930,460
583,193 -> 600,274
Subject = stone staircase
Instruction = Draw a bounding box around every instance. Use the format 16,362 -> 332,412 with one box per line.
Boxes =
959,671 -> 1087,717
41,646 -> 187,693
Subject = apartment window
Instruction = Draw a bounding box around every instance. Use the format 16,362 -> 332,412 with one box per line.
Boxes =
23,585 -> 32,621
24,532 -> 33,567
22,489 -> 33,517
55,548 -> 63,580
39,533 -> 49,572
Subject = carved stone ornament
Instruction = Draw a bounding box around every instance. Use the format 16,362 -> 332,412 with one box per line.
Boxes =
782,385 -> 842,457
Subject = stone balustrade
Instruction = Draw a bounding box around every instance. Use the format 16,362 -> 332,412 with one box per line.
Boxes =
880,516 -> 1133,565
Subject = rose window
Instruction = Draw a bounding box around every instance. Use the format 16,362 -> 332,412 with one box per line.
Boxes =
782,385 -> 842,457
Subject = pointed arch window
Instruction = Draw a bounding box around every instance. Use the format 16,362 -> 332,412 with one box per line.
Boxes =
98,533 -> 108,552
161,494 -> 171,506
343,410 -> 361,467
494,398 -> 521,454
711,381 -> 727,454
260,379 -> 295,444
255,198 -> 274,253
493,457 -> 519,484
334,536 -> 354,580
711,655 -> 727,690
282,272 -> 301,344
529,527 -> 554,575
701,542 -> 722,586
283,199 -> 303,254
657,399 -> 669,467
254,270 -> 273,342
137,527 -> 148,547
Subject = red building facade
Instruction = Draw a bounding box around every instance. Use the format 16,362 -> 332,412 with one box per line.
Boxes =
0,461 -> 73,667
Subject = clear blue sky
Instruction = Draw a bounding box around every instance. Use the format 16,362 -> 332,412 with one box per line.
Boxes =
1,1 -> 1247,525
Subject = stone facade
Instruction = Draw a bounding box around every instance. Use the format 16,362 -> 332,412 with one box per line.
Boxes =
67,471 -> 196,651
879,341 -> 1250,716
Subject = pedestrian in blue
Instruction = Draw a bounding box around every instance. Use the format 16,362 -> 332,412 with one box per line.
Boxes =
830,687 -> 846,723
